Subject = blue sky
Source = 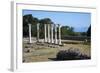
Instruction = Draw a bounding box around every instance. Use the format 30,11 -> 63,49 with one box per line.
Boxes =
23,10 -> 91,32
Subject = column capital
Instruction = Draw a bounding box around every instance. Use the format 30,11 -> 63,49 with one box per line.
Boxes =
57,24 -> 61,27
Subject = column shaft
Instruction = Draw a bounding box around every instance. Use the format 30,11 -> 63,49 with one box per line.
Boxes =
54,24 -> 57,44
51,24 -> 54,43
47,24 -> 50,43
37,23 -> 39,42
44,24 -> 47,42
28,24 -> 32,43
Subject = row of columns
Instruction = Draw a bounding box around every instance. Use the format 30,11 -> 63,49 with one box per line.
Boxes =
44,24 -> 61,45
28,23 -> 61,45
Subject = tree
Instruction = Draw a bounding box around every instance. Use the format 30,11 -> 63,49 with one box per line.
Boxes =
39,18 -> 53,24
61,26 -> 76,36
70,27 -> 74,32
87,25 -> 91,37
23,14 -> 32,37
80,32 -> 87,36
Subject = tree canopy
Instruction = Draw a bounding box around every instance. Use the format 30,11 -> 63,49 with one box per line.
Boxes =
39,18 -> 53,24
87,25 -> 91,37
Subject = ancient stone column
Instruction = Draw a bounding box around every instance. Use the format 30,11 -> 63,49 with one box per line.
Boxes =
47,24 -> 50,43
58,24 -> 61,45
54,24 -> 57,44
37,23 -> 39,42
28,24 -> 32,43
51,24 -> 54,44
44,24 -> 47,42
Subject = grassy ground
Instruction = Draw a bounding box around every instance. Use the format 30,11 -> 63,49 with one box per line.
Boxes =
23,40 -> 91,63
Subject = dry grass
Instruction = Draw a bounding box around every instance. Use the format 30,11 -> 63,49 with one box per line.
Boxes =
23,40 -> 90,63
